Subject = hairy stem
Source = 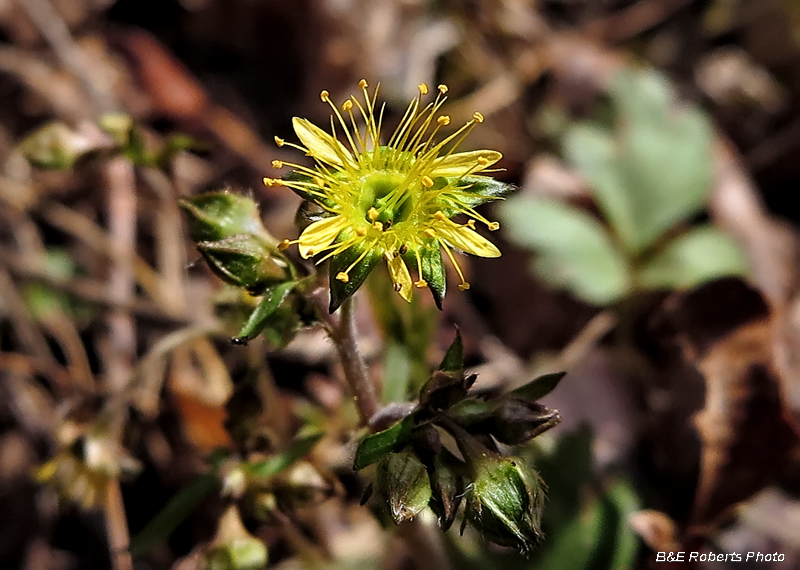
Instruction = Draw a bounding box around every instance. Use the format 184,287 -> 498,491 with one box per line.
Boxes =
329,296 -> 379,424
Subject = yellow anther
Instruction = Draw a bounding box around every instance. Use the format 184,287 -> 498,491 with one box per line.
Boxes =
314,176 -> 325,187
421,176 -> 434,188
477,157 -> 489,166
356,227 -> 367,236
320,90 -> 330,102
458,282 -> 471,291
466,219 -> 476,229
393,282 -> 402,292
488,221 -> 500,231
271,160 -> 283,169
274,136 -> 285,147
373,221 -> 384,231
418,83 -> 429,95
424,228 -> 436,238
438,84 -> 448,94
342,100 -> 353,112
367,207 -> 379,221
437,115 -> 451,126
472,112 -> 484,123
359,79 -> 368,90
336,272 -> 349,283
415,280 -> 428,288
434,211 -> 447,221
263,177 -> 282,187
278,239 -> 291,251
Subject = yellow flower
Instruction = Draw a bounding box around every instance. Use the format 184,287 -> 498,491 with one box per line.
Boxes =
266,80 -> 512,311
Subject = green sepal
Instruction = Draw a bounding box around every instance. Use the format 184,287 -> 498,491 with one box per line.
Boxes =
197,234 -> 290,294
438,329 -> 464,373
404,240 -> 446,309
510,371 -> 566,401
232,280 -> 298,345
329,229 -> 382,313
179,192 -> 270,243
445,176 -> 516,209
428,450 -> 463,531
243,432 -> 323,479
353,413 -> 419,471
282,170 -> 336,209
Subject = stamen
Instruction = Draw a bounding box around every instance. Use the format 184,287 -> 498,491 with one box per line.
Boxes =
373,221 -> 384,231
458,282 -> 471,291
477,157 -> 489,166
313,176 -> 325,187
336,272 -> 349,282
415,280 -> 428,288
367,207 -> 379,221
356,227 -> 367,236
271,160 -> 284,169
320,90 -> 330,102
418,83 -> 429,95
359,79 -> 369,90
466,219 -> 476,229
424,229 -> 436,238
278,239 -> 292,251
342,100 -> 353,112
263,178 -> 283,187
422,176 -> 434,188
274,136 -> 285,147
437,115 -> 451,126
472,112 -> 484,123
438,84 -> 448,94
434,211 -> 447,221
488,221 -> 500,231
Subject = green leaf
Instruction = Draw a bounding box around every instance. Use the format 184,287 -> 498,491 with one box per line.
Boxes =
244,432 -> 323,478
564,69 -> 713,254
438,329 -> 464,373
329,231 -> 382,312
353,414 -> 418,471
233,281 -> 297,344
511,372 -> 566,401
129,473 -> 220,555
498,197 -> 631,305
638,225 -> 749,290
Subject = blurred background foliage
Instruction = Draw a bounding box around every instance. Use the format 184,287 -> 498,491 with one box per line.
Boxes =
3,0 -> 800,569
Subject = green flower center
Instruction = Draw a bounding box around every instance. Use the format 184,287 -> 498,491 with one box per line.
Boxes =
359,172 -> 414,227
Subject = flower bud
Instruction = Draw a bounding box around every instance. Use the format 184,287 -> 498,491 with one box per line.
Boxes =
197,234 -> 290,294
180,192 -> 274,243
19,121 -> 107,169
463,453 -> 544,550
206,505 -> 268,570
376,449 -> 432,524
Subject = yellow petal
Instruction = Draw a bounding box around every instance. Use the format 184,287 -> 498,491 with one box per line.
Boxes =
297,215 -> 348,258
437,225 -> 501,258
387,254 -> 413,302
430,150 -> 502,177
292,118 -> 356,169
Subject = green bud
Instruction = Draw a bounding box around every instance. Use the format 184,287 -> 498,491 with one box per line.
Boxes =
376,449 -> 432,524
197,234 -> 290,294
206,505 -> 268,570
180,192 -> 274,243
463,452 -> 544,550
428,451 -> 463,531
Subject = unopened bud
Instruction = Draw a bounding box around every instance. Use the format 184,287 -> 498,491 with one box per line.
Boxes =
197,234 -> 290,294
376,449 -> 432,524
179,192 -> 275,244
